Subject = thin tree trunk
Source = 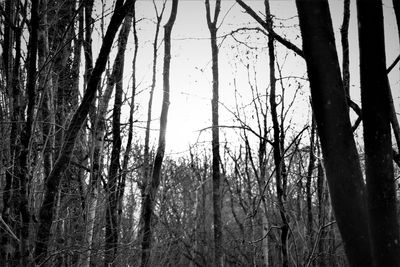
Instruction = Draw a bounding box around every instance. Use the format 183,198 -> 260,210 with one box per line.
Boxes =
142,0 -> 166,194
117,2 -> 138,235
204,0 -> 223,265
341,0 -> 350,96
306,118 -> 315,259
393,0 -> 400,43
34,1 -> 134,263
104,12 -> 133,267
138,0 -> 166,243
295,0 -> 373,266
265,1 -> 289,265
139,1 -> 178,265
357,0 -> 400,265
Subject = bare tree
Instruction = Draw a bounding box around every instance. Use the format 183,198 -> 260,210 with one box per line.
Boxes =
357,0 -> 400,265
204,0 -> 223,265
139,0 -> 179,265
295,0 -> 373,266
34,0 -> 135,263
104,10 -> 134,267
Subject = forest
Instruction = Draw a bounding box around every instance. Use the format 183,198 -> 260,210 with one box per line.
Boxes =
0,0 -> 399,266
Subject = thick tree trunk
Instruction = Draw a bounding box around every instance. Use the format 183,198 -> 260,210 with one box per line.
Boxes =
139,1 -> 178,266
38,0 -> 54,186
16,1 -> 38,264
205,0 -> 223,265
1,1 -> 16,263
357,1 -> 400,265
295,0 -> 373,266
34,1 -> 134,263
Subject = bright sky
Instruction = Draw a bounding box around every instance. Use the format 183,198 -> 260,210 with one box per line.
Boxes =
92,0 -> 400,155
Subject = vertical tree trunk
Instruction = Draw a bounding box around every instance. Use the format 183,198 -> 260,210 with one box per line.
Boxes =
117,2 -> 138,235
1,0 -> 16,263
316,160 -> 326,267
138,1 -> 166,244
204,0 -> 222,265
393,0 -> 400,43
104,12 -> 133,267
34,1 -> 134,263
139,1 -> 178,265
340,0 -> 350,96
142,1 -> 166,194
306,119 -> 315,259
17,1 -> 38,264
357,0 -> 400,265
295,0 -> 373,266
265,1 -> 289,265
38,0 -> 54,187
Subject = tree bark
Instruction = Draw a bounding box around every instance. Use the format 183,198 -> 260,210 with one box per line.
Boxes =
306,119 -> 315,259
104,12 -> 133,267
16,0 -> 38,264
138,1 -> 166,243
34,1 -> 134,263
205,0 -> 222,266
357,0 -> 400,265
295,0 -> 373,266
139,1 -> 178,266
340,0 -> 350,96
265,1 -> 289,265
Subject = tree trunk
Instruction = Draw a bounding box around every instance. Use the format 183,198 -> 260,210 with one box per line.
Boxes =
393,0 -> 400,42
1,1 -> 16,263
117,1 -> 138,244
139,1 -> 178,265
34,1 -> 134,263
265,2 -> 289,265
306,119 -> 315,259
295,0 -> 373,266
340,0 -> 350,96
104,12 -> 133,267
357,0 -> 400,265
138,1 -> 166,244
205,0 -> 223,266
16,1 -> 38,264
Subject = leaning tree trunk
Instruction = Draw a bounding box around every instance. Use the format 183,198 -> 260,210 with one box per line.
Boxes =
78,13 -> 131,267
204,0 -> 223,266
34,0 -> 135,263
357,0 -> 400,265
295,0 -> 373,266
139,0 -> 178,266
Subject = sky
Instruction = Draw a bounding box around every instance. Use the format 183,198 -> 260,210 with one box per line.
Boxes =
91,0 -> 400,156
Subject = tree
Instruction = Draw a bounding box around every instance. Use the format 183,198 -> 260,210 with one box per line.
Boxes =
357,0 -> 400,265
139,0 -> 179,265
295,0 -> 373,266
34,0 -> 135,263
204,0 -> 223,266
104,10 -> 134,266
